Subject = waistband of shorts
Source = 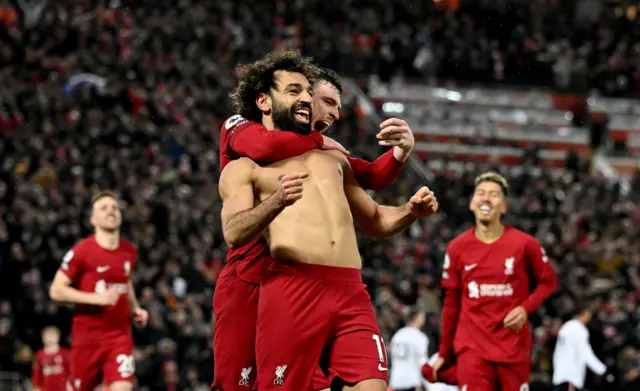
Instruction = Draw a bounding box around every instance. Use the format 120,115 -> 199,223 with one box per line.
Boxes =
269,261 -> 362,282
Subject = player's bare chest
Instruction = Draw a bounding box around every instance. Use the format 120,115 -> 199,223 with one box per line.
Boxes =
255,152 -> 344,193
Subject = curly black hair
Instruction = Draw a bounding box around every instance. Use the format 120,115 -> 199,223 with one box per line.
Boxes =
229,50 -> 315,123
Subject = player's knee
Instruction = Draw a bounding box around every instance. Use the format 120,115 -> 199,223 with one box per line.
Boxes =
346,378 -> 387,391
108,381 -> 133,391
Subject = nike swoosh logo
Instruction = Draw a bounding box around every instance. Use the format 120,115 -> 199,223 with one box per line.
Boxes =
378,364 -> 388,371
464,264 -> 477,271
97,266 -> 110,273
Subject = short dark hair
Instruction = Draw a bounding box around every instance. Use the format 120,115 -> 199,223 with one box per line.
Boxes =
574,299 -> 593,316
230,50 -> 315,123
91,190 -> 118,206
315,67 -> 343,95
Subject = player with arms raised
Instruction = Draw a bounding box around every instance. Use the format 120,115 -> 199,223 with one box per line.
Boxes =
32,326 -> 72,391
429,172 -> 558,391
49,191 -> 148,391
213,51 -> 413,391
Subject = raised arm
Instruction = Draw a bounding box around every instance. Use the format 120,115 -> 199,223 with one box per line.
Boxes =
342,161 -> 437,237
220,158 -> 306,248
349,117 -> 415,190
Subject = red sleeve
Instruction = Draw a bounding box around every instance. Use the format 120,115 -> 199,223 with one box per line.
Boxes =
347,149 -> 404,191
59,245 -> 83,282
229,120 -> 324,162
439,288 -> 461,362
439,247 -> 462,362
521,236 -> 558,314
31,352 -> 42,388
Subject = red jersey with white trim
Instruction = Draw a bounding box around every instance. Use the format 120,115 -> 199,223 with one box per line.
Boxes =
441,226 -> 557,363
59,236 -> 137,345
32,347 -> 71,391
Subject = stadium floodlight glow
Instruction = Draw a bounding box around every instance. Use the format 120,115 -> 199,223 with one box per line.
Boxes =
382,102 -> 405,114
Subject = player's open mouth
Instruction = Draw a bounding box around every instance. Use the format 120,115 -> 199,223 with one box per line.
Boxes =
479,205 -> 492,215
294,108 -> 310,123
314,120 -> 331,131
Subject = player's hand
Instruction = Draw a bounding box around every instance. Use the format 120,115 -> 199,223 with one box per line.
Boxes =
503,305 -> 528,331
133,307 -> 149,328
275,172 -> 309,207
408,187 -> 438,218
432,356 -> 446,381
321,135 -> 350,155
95,287 -> 120,306
376,118 -> 414,162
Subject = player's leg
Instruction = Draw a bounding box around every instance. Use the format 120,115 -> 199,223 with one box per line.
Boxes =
69,345 -> 103,391
102,342 -> 135,391
255,263 -> 333,391
495,360 -> 531,391
212,275 -> 260,391
325,281 -> 388,391
455,350 -> 496,391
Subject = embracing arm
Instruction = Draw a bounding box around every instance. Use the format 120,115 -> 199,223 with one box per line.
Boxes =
229,121 -> 324,162
347,148 -> 405,191
220,159 -> 286,248
343,163 -> 415,237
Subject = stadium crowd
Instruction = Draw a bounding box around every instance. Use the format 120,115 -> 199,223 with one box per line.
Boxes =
0,0 -> 639,390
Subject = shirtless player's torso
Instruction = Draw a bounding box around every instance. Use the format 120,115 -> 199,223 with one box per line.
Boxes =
252,149 -> 360,268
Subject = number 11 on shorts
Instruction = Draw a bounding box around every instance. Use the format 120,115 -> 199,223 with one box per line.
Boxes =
372,334 -> 388,371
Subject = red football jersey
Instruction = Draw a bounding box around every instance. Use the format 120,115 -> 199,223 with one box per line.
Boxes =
32,347 -> 71,391
218,115 -> 278,284
441,226 -> 557,363
59,236 -> 137,345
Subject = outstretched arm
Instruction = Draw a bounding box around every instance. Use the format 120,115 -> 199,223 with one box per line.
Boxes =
343,162 -> 416,237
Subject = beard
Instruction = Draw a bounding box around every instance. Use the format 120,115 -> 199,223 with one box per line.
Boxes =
271,98 -> 312,135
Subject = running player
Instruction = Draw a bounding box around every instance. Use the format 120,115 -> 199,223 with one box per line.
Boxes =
49,191 -> 148,391
32,326 -> 71,391
431,172 -> 558,391
213,51 -> 413,391
219,69 -> 438,390
389,309 -> 429,391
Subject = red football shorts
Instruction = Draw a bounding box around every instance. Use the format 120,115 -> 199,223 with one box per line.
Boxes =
70,342 -> 134,391
456,349 -> 530,391
212,274 -> 260,390
256,261 -> 389,391
212,272 -> 332,391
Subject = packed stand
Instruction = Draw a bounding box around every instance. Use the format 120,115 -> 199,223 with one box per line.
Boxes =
0,1 -> 639,390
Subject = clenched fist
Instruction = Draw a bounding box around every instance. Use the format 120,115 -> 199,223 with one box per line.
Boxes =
408,186 -> 438,218
275,172 -> 308,207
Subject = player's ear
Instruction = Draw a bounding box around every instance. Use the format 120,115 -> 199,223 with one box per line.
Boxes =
89,214 -> 96,227
256,93 -> 272,114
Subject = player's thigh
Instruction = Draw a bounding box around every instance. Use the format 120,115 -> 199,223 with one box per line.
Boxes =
69,345 -> 102,391
101,343 -> 135,387
456,350 -> 496,391
329,287 -> 388,387
213,276 -> 259,390
108,381 -> 133,391
495,361 -> 530,391
256,273 -> 331,391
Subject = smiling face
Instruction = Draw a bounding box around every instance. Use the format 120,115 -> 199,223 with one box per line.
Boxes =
264,70 -> 313,134
311,80 -> 342,132
470,180 -> 508,226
